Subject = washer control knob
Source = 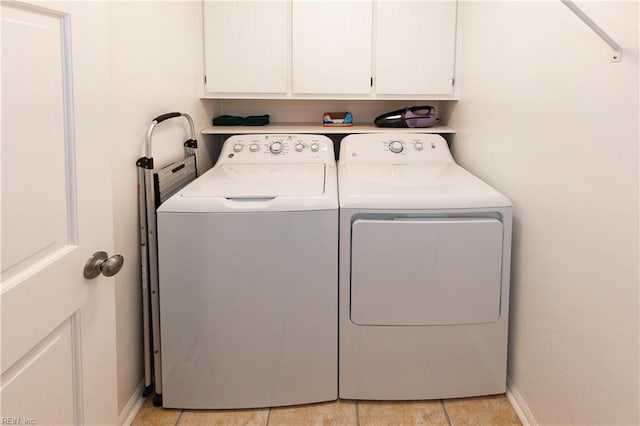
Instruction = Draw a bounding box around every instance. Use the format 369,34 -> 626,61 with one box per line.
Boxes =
249,143 -> 260,152
295,143 -> 305,152
414,142 -> 424,151
388,140 -> 403,153
310,143 -> 320,152
270,141 -> 284,154
233,143 -> 244,153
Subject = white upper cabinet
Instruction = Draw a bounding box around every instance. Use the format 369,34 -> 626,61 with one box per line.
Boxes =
374,1 -> 457,96
203,1 -> 288,94
292,0 -> 373,95
201,0 -> 458,99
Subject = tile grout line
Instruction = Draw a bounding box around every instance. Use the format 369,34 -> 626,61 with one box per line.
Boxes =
174,409 -> 184,426
356,401 -> 361,426
266,407 -> 272,426
441,400 -> 453,426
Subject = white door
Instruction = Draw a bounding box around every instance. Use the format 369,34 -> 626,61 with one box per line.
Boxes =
349,218 -> 503,326
292,0 -> 373,95
1,2 -> 118,425
203,0 -> 289,95
374,0 -> 457,95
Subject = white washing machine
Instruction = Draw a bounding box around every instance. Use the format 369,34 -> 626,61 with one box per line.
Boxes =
157,134 -> 338,409
338,133 -> 512,400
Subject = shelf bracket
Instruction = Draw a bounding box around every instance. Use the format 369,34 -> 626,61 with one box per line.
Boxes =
561,0 -> 622,62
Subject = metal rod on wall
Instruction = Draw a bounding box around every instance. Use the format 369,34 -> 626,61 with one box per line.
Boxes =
561,0 -> 622,62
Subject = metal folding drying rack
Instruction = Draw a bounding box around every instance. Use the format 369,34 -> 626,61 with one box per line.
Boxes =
136,112 -> 198,406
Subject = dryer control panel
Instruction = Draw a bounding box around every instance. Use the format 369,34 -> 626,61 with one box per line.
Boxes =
220,134 -> 334,164
339,133 -> 454,163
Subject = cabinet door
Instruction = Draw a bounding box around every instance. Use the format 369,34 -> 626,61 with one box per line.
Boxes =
375,0 -> 457,95
203,1 -> 288,94
292,0 -> 373,95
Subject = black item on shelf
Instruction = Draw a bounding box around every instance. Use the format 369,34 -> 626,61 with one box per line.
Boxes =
374,106 -> 437,128
212,114 -> 270,126
212,115 -> 243,126
242,114 -> 270,126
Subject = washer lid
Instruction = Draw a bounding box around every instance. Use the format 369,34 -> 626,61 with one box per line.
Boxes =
338,163 -> 511,209
182,163 -> 325,198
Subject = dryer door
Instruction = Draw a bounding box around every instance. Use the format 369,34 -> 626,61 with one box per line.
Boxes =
350,218 -> 503,326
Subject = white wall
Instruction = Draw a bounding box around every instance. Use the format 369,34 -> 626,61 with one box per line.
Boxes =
106,1 -> 217,417
98,1 -> 639,421
450,1 -> 639,424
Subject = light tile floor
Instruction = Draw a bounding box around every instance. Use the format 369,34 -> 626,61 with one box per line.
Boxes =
132,394 -> 521,425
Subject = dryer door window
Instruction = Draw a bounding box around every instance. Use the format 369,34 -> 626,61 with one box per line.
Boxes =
350,218 -> 503,326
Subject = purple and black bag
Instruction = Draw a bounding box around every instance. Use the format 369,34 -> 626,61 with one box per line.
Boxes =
374,106 -> 437,128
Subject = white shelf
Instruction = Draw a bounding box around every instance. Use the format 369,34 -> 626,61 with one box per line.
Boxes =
201,123 -> 455,135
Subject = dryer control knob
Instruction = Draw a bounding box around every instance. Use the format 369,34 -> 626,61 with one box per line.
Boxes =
414,142 -> 424,151
295,143 -> 305,152
310,143 -> 320,152
249,143 -> 260,152
233,143 -> 244,153
270,141 -> 284,154
388,140 -> 403,153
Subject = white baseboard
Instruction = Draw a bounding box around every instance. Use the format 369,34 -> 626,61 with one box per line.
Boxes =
506,376 -> 537,426
119,380 -> 146,426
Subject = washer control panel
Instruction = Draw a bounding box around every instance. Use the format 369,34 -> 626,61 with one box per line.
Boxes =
220,134 -> 334,164
340,133 -> 453,163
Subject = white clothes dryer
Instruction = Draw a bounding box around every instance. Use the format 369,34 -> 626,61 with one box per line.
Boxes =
338,133 -> 512,400
157,134 -> 338,409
